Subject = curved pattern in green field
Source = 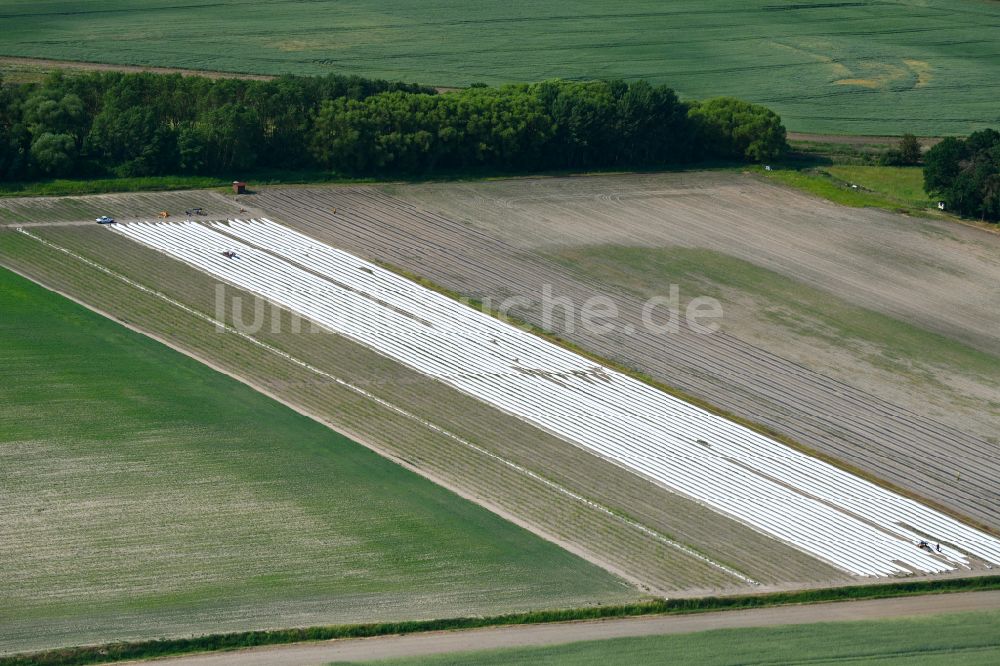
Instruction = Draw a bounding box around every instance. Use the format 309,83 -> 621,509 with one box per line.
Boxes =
1,1 -> 999,134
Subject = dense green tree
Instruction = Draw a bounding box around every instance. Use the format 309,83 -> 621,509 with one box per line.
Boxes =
923,137 -> 965,194
86,106 -> 177,176
0,75 -> 31,179
29,132 -> 77,175
688,98 -> 787,162
1,71 -> 787,181
22,83 -> 87,144
200,103 -> 263,172
899,133 -> 921,165
311,98 -> 378,172
540,80 -> 617,167
882,133 -> 923,166
614,81 -> 690,165
983,173 -> 1000,221
437,86 -> 553,169
177,123 -> 210,174
923,130 -> 1000,220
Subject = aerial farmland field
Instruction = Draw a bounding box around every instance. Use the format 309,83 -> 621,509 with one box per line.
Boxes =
3,0 -> 1000,659
0,265 -> 636,654
0,218 -> 847,600
103,215 -> 1000,577
2,0 -> 999,135
2,172 -> 999,658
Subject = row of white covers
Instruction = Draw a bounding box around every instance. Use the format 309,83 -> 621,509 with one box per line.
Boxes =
112,219 -> 1000,578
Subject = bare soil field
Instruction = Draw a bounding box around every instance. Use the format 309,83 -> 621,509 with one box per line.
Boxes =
0,223 -> 846,619
238,174 -> 1000,530
382,173 -> 999,355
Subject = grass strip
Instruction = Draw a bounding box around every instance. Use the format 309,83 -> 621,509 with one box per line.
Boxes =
750,165 -> 941,217
0,162 -> 751,199
0,175 -> 232,198
0,172 -> 368,198
6,576 -> 1000,666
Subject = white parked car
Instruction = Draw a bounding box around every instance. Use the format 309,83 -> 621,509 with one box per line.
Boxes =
96,216 -> 115,224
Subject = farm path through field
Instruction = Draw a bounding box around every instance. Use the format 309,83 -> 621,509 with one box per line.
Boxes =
0,189 -> 257,226
786,133 -> 942,147
125,590 -> 1000,666
0,56 -> 275,80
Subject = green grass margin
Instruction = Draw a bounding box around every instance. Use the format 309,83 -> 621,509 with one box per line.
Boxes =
6,576 -> 1000,666
751,166 -> 932,215
0,161 -> 752,199
0,171 -> 367,198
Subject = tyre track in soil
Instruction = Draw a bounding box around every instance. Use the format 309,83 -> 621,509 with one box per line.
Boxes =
248,186 -> 1000,530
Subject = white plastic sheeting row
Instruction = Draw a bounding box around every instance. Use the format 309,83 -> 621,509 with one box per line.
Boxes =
112,219 -> 1000,577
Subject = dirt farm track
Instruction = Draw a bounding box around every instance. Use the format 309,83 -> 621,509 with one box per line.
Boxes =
1,170 -> 998,576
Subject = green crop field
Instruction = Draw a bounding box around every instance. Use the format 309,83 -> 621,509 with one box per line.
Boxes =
1,1 -> 999,135
0,267 -> 632,655
359,610 -> 1000,665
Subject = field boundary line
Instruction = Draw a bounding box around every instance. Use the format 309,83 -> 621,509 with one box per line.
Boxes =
0,55 -> 275,80
5,580 -> 1000,666
9,227 -> 758,587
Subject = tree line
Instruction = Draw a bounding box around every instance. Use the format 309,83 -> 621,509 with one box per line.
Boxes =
0,71 -> 787,182
923,130 -> 1000,221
